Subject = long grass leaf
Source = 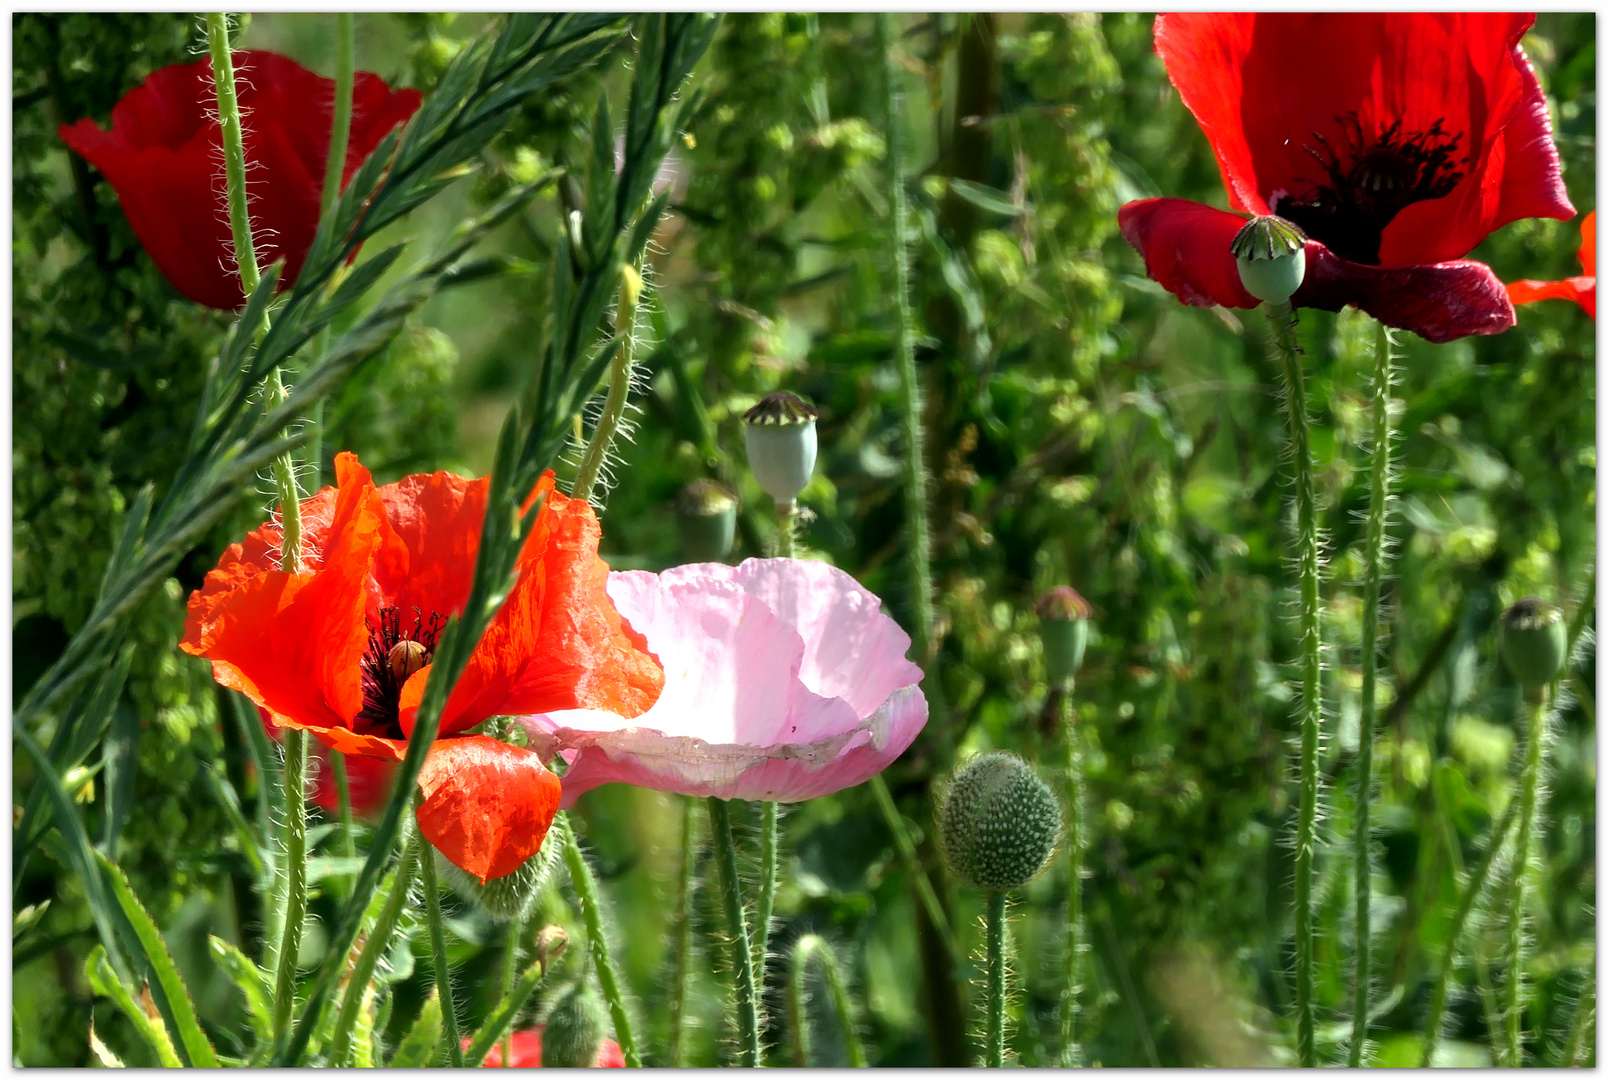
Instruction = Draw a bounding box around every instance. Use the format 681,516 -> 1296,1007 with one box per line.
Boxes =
388,989 -> 443,1068
83,945 -> 181,1068
208,935 -> 274,1045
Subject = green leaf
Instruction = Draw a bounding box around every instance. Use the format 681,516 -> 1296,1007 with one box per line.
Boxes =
461,958 -> 550,1066
98,698 -> 140,853
83,945 -> 181,1068
208,935 -> 273,1045
88,1018 -> 126,1068
388,989 -> 443,1068
945,177 -> 1024,218
94,851 -> 219,1067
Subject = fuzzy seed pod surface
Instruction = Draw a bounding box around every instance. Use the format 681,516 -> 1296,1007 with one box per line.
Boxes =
937,751 -> 1061,892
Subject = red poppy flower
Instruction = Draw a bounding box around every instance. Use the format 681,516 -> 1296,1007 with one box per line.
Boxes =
182,452 -> 665,882
59,50 -> 420,311
1509,210 -> 1595,318
259,706 -> 396,818
1119,13 -> 1575,343
468,1027 -> 626,1068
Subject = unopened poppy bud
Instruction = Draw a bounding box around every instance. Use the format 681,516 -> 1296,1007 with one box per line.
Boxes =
1230,215 -> 1308,305
436,830 -> 561,922
388,640 -> 429,683
535,924 -> 568,973
675,479 -> 738,562
936,752 -> 1060,892
1037,586 -> 1092,687
743,391 -> 818,505
1499,597 -> 1567,702
540,980 -> 608,1068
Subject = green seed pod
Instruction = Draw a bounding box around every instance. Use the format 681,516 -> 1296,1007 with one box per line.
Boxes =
936,752 -> 1061,892
743,391 -> 818,505
539,980 -> 608,1068
1230,215 -> 1308,305
1037,586 -> 1092,686
674,479 -> 738,562
1499,597 -> 1567,702
435,827 -> 562,922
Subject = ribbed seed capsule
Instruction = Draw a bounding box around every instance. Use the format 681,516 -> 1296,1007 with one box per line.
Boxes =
1230,214 -> 1308,305
1037,586 -> 1092,687
1499,597 -> 1567,702
743,391 -> 818,505
936,752 -> 1060,892
674,479 -> 738,562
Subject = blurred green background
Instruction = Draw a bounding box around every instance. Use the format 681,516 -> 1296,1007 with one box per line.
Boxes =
12,12 -> 1595,1067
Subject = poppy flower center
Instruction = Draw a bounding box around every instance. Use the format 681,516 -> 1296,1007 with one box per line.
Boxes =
1272,114 -> 1467,265
355,606 -> 448,739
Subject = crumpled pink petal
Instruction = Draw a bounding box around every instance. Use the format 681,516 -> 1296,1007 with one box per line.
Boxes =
520,559 -> 928,804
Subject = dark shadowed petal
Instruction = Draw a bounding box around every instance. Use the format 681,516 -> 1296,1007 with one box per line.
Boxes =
1118,198 -> 1258,310
1297,246 -> 1516,343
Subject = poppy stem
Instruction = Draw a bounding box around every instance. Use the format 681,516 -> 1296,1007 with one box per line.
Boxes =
1350,318 -> 1395,1066
270,728 -> 309,1044
668,798 -> 697,1067
752,801 -> 779,1011
330,750 -> 356,865
985,889 -> 1007,1067
788,933 -> 867,1067
1500,694 -> 1552,1066
775,501 -> 797,557
573,266 -> 644,505
418,839 -> 465,1067
1267,299 -> 1323,1067
707,797 -> 762,1066
868,773 -> 962,965
1057,684 -> 1086,1067
318,13 -> 355,220
558,813 -> 642,1067
497,913 -> 523,1070
327,825 -> 419,1066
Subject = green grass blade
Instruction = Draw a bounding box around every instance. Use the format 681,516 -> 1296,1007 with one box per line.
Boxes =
388,989 -> 444,1068
94,850 -> 219,1067
208,935 -> 274,1046
83,945 -> 181,1068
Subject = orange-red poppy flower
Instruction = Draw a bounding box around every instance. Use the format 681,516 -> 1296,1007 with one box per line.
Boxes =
182,452 -> 664,882
1509,210 -> 1596,318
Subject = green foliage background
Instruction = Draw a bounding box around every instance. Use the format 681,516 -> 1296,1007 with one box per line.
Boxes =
12,12 -> 1595,1067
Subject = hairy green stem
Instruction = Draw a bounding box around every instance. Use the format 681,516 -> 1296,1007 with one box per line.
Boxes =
1350,319 -> 1394,1066
573,268 -> 642,503
669,799 -> 697,1067
559,814 -> 641,1067
330,750 -> 355,864
868,774 -> 960,964
328,828 -> 419,1066
1057,686 -> 1086,1067
708,798 -> 761,1066
788,934 -> 867,1068
497,915 -> 523,1070
271,729 -> 309,1042
1420,785 -> 1521,1065
1501,696 -> 1551,1066
753,800 -> 779,997
985,890 -> 1007,1067
776,501 -> 798,558
1561,966 -> 1595,1067
1269,299 -> 1322,1067
419,842 -> 464,1067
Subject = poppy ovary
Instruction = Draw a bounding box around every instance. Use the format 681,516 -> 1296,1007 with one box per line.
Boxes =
1230,214 -> 1308,305
1273,113 -> 1467,265
356,606 -> 448,737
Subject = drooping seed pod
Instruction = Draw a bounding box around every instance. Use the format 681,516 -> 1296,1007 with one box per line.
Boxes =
674,479 -> 739,562
534,924 -> 569,974
1037,586 -> 1093,687
936,752 -> 1060,892
1230,214 -> 1308,305
435,825 -> 563,922
1499,597 -> 1567,702
539,980 -> 609,1068
742,391 -> 818,505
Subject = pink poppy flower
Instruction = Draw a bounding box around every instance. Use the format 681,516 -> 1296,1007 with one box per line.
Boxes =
521,559 -> 928,804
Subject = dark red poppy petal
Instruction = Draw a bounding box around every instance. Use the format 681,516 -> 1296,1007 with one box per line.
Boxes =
415,736 -> 562,884
1296,247 -> 1516,343
1490,45 -> 1579,234
1118,198 -> 1258,309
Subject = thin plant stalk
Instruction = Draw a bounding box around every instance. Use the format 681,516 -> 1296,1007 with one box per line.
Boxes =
1057,685 -> 1086,1067
1350,319 -> 1395,1065
330,751 -> 356,864
497,915 -> 523,1070
708,797 -> 761,1066
1501,695 -> 1552,1066
573,266 -> 643,503
271,730 -> 309,1041
327,828 -> 420,1066
419,842 -> 465,1067
1561,966 -> 1595,1067
558,813 -> 642,1067
868,774 -> 960,965
668,798 -> 697,1067
1269,299 -> 1323,1067
788,934 -> 867,1067
753,801 -> 779,1001
985,890 -> 1007,1068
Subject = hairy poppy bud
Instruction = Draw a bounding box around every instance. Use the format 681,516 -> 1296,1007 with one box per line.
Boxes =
675,479 -> 738,562
936,752 -> 1060,892
1037,586 -> 1092,687
535,924 -> 569,973
743,391 -> 818,505
540,980 -> 608,1068
1230,215 -> 1308,305
436,828 -> 562,922
1499,597 -> 1567,702
389,640 -> 430,682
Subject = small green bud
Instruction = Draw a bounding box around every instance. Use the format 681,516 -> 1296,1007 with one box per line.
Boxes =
674,479 -> 738,562
434,829 -> 561,922
1499,597 -> 1567,702
1037,586 -> 1092,686
540,980 -> 608,1068
743,391 -> 818,505
1230,215 -> 1308,305
936,752 -> 1060,892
